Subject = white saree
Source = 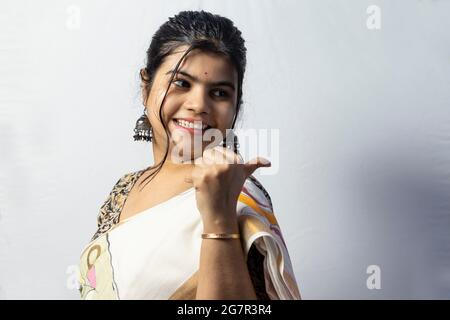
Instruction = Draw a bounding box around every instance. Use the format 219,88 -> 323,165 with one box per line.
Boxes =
78,170 -> 301,300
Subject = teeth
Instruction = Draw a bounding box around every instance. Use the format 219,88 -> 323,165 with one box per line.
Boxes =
176,119 -> 208,130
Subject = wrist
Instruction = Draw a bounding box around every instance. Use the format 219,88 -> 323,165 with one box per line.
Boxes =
202,215 -> 239,234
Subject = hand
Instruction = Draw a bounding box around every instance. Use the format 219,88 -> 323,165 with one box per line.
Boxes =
185,146 -> 271,230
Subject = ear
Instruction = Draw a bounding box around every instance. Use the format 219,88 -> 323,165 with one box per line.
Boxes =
140,68 -> 150,105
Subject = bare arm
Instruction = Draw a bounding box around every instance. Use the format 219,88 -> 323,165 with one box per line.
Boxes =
195,215 -> 257,300
190,147 -> 272,300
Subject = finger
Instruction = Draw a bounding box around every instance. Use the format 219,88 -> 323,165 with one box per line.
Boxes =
213,146 -> 242,165
200,146 -> 227,165
236,152 -> 244,164
243,157 -> 271,176
194,152 -> 206,166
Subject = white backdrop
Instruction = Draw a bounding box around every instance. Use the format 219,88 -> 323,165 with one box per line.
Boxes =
1,0 -> 449,299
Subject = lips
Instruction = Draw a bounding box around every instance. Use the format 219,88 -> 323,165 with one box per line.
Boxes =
172,118 -> 212,132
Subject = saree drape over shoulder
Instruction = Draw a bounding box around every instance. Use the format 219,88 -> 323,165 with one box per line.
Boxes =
78,169 -> 301,300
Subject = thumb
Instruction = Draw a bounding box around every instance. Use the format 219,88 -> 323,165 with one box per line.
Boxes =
243,157 -> 271,177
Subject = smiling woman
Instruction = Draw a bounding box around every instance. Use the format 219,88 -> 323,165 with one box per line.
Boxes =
77,10 -> 301,300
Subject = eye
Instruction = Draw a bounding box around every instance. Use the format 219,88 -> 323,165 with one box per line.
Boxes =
172,78 -> 190,88
212,89 -> 229,98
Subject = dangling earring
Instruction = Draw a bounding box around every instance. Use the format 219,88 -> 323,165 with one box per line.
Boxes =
133,108 -> 153,142
222,130 -> 240,153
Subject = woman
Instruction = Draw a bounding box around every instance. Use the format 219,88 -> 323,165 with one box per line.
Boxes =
78,10 -> 301,300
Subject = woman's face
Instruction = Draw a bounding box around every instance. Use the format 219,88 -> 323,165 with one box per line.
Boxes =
143,45 -> 238,162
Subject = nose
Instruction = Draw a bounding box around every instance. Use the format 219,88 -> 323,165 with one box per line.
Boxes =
184,87 -> 211,115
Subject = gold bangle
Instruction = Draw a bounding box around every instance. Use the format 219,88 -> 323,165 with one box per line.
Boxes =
201,233 -> 241,239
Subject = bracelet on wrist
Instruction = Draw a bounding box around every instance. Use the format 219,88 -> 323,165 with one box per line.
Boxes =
201,233 -> 240,239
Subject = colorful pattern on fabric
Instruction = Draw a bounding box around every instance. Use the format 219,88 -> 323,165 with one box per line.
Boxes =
237,178 -> 302,300
79,169 -> 301,300
78,234 -> 119,299
90,170 -> 146,241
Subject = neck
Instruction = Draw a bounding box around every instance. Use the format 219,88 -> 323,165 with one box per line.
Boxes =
151,141 -> 194,173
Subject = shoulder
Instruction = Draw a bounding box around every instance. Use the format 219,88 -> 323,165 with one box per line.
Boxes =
239,175 -> 274,213
91,169 -> 146,241
113,168 -> 147,190
101,170 -> 143,211
237,175 -> 278,228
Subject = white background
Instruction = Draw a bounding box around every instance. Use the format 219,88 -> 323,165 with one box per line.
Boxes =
1,0 -> 449,299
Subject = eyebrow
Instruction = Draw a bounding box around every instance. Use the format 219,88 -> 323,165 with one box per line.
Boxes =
165,69 -> 236,91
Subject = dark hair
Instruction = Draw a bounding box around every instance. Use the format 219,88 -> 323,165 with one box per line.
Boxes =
137,10 -> 247,190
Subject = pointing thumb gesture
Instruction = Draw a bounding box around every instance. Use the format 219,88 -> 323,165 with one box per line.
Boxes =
243,157 -> 271,177
188,146 -> 272,228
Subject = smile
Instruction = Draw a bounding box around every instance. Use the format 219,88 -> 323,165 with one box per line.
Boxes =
172,118 -> 212,134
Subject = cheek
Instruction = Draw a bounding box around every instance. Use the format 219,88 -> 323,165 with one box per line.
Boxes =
148,92 -> 179,123
217,107 -> 236,128
146,77 -> 170,106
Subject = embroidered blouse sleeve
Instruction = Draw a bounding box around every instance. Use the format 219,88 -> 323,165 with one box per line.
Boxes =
90,172 -> 137,241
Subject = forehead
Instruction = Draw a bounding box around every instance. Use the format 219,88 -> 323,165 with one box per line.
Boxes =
159,45 -> 237,83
